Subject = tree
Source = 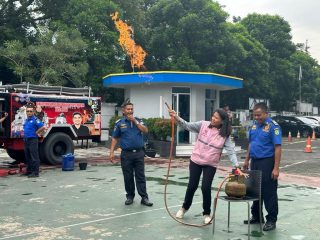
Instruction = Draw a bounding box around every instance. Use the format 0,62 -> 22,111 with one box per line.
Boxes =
1,29 -> 89,86
0,40 -> 31,83
144,0 -> 230,71
53,0 -> 124,97
291,50 -> 320,105
240,14 -> 297,111
220,23 -> 271,109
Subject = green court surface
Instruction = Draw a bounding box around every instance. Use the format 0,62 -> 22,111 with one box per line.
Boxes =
0,163 -> 319,240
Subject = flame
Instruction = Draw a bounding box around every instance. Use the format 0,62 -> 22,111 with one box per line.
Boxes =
111,12 -> 147,70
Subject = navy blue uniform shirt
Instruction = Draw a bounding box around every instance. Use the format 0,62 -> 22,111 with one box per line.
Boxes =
23,115 -> 44,138
249,117 -> 282,159
112,117 -> 145,150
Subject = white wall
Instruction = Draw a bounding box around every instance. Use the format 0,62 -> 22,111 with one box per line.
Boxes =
101,103 -> 117,129
124,84 -> 221,144
127,85 -> 172,119
191,86 -> 206,122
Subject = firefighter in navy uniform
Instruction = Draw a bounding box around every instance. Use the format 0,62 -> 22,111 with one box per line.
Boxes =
23,103 -> 46,178
109,102 -> 153,207
243,102 -> 282,231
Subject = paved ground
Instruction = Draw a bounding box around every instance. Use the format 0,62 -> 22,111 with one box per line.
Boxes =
0,137 -> 320,240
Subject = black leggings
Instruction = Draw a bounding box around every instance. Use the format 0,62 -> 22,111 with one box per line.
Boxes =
182,160 -> 217,215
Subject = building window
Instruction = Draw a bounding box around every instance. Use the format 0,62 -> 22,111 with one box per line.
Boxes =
172,87 -> 190,94
205,89 -> 216,99
205,89 -> 216,121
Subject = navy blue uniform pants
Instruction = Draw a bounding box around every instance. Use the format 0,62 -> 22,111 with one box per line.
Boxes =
120,150 -> 148,200
24,138 -> 40,175
182,160 -> 216,215
250,157 -> 278,222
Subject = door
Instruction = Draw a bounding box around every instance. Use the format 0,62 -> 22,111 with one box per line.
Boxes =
172,87 -> 190,144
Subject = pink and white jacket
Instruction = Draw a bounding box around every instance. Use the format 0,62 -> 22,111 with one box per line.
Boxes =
177,117 -> 239,168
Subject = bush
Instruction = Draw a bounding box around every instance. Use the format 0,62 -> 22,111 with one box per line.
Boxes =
232,118 -> 240,126
238,127 -> 248,139
153,118 -> 172,141
109,115 -> 122,136
143,118 -> 158,137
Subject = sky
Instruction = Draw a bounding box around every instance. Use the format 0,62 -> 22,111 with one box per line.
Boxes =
216,0 -> 320,62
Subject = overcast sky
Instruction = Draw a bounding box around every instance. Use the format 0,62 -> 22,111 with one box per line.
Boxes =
216,0 -> 320,62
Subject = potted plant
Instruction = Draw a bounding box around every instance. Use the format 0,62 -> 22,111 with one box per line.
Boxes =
233,127 -> 249,150
147,118 -> 176,157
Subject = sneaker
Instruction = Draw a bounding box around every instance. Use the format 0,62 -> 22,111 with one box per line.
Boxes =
176,208 -> 187,219
203,215 -> 212,224
263,221 -> 276,231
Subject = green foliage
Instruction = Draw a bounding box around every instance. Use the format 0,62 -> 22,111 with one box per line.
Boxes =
144,118 -> 172,141
143,118 -> 158,137
1,29 -> 89,86
152,118 -> 172,141
235,127 -> 248,139
0,40 -> 31,83
232,118 -> 240,126
109,115 -> 122,135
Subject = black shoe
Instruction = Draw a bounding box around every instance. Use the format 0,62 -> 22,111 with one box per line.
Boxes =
263,221 -> 276,231
244,216 -> 265,224
20,172 -> 31,177
28,174 -> 39,178
125,198 -> 133,205
141,198 -> 153,207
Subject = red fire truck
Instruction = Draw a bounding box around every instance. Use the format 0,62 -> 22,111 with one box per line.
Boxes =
0,83 -> 101,165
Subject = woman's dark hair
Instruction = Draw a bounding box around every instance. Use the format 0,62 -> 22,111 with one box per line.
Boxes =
215,109 -> 231,138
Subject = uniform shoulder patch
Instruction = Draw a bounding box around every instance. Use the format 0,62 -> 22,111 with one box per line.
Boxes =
115,119 -> 121,123
274,128 -> 280,135
271,120 -> 279,126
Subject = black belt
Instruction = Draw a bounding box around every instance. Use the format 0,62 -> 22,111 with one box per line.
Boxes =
251,156 -> 274,160
122,148 -> 143,153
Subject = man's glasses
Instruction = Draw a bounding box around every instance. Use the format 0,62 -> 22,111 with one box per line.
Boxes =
26,110 -> 34,113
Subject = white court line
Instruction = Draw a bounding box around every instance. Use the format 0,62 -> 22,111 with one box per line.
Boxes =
280,160 -> 308,169
282,140 -> 306,145
0,201 -> 202,240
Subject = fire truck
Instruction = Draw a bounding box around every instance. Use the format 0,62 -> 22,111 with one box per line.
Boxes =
0,83 -> 101,165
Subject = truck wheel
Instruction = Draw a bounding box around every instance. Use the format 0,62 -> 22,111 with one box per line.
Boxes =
6,149 -> 26,163
43,133 -> 74,165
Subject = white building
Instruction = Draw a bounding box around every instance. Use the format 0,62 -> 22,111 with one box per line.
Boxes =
103,71 -> 243,154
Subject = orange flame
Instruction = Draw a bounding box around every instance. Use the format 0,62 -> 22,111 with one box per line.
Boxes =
111,12 -> 147,70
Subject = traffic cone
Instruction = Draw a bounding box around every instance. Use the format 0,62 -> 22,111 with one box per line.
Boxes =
297,131 -> 301,139
288,131 -> 292,142
304,136 -> 312,153
312,130 -> 316,140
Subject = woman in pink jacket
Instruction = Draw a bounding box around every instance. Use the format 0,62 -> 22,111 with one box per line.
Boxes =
169,108 -> 240,224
